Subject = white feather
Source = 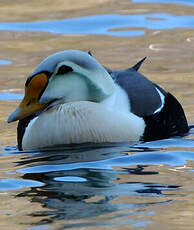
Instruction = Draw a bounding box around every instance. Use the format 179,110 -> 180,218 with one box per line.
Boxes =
22,87 -> 145,150
22,102 -> 145,149
101,84 -> 131,113
20,50 -> 146,150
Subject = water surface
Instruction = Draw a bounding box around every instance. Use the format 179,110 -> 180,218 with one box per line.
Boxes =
0,13 -> 194,36
0,92 -> 23,100
0,60 -> 12,65
133,0 -> 194,6
1,0 -> 194,230
1,137 -> 194,229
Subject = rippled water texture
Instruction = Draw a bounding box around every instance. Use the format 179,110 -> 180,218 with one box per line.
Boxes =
1,0 -> 194,230
133,0 -> 194,6
1,13 -> 194,36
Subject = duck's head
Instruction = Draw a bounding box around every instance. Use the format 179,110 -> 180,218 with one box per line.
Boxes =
8,50 -> 115,123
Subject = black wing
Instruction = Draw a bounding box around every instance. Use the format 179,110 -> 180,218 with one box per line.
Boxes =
106,58 -> 166,117
106,58 -> 189,140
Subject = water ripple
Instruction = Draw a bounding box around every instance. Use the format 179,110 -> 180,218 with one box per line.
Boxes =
0,92 -> 23,100
0,13 -> 194,36
0,178 -> 44,190
133,0 -> 194,6
2,140 -> 190,228
0,59 -> 12,65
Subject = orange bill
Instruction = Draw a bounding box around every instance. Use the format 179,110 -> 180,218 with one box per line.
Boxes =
8,73 -> 48,123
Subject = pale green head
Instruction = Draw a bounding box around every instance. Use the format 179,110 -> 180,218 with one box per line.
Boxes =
8,50 -> 116,123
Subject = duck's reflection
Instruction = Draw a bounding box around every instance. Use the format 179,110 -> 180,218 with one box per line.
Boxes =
16,144 -> 180,227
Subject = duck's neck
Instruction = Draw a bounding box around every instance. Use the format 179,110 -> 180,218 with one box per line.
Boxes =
100,84 -> 131,113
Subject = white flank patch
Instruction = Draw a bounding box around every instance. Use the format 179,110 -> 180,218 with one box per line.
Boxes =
22,101 -> 145,150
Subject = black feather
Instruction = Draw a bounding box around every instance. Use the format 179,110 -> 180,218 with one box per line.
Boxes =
131,57 -> 147,72
88,50 -> 93,56
56,65 -> 73,75
17,115 -> 36,151
142,92 -> 189,141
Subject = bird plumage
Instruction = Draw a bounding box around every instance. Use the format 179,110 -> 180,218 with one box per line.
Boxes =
8,50 -> 189,150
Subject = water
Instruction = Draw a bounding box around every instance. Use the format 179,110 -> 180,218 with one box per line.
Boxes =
0,60 -> 12,65
133,0 -> 194,6
1,137 -> 194,229
1,0 -> 194,229
0,92 -> 23,100
0,13 -> 194,36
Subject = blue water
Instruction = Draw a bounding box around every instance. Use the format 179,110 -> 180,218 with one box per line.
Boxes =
0,92 -> 23,100
4,138 -> 194,190
1,136 -> 194,228
133,0 -> 194,6
1,13 -> 194,37
0,178 -> 44,190
16,146 -> 194,175
1,1 -> 194,229
0,59 -> 12,65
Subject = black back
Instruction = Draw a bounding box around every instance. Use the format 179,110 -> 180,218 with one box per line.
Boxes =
142,92 -> 189,141
107,65 -> 166,117
106,58 -> 189,140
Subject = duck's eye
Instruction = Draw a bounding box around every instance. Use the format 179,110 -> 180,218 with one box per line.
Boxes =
56,65 -> 73,75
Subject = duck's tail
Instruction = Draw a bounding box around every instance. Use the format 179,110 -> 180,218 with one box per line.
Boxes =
142,92 -> 189,142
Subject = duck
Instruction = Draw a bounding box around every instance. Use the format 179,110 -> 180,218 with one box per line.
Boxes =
7,50 -> 189,150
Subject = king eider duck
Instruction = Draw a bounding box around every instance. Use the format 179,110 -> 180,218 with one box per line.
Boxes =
8,50 -> 189,150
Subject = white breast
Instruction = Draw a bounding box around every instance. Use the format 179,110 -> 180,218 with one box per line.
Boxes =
22,101 -> 145,150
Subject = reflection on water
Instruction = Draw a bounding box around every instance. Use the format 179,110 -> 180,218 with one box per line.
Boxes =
0,92 -> 23,100
15,145 -> 177,228
1,0 -> 194,229
0,59 -> 12,65
0,178 -> 44,190
1,13 -> 194,36
1,138 -> 194,229
133,0 -> 194,6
